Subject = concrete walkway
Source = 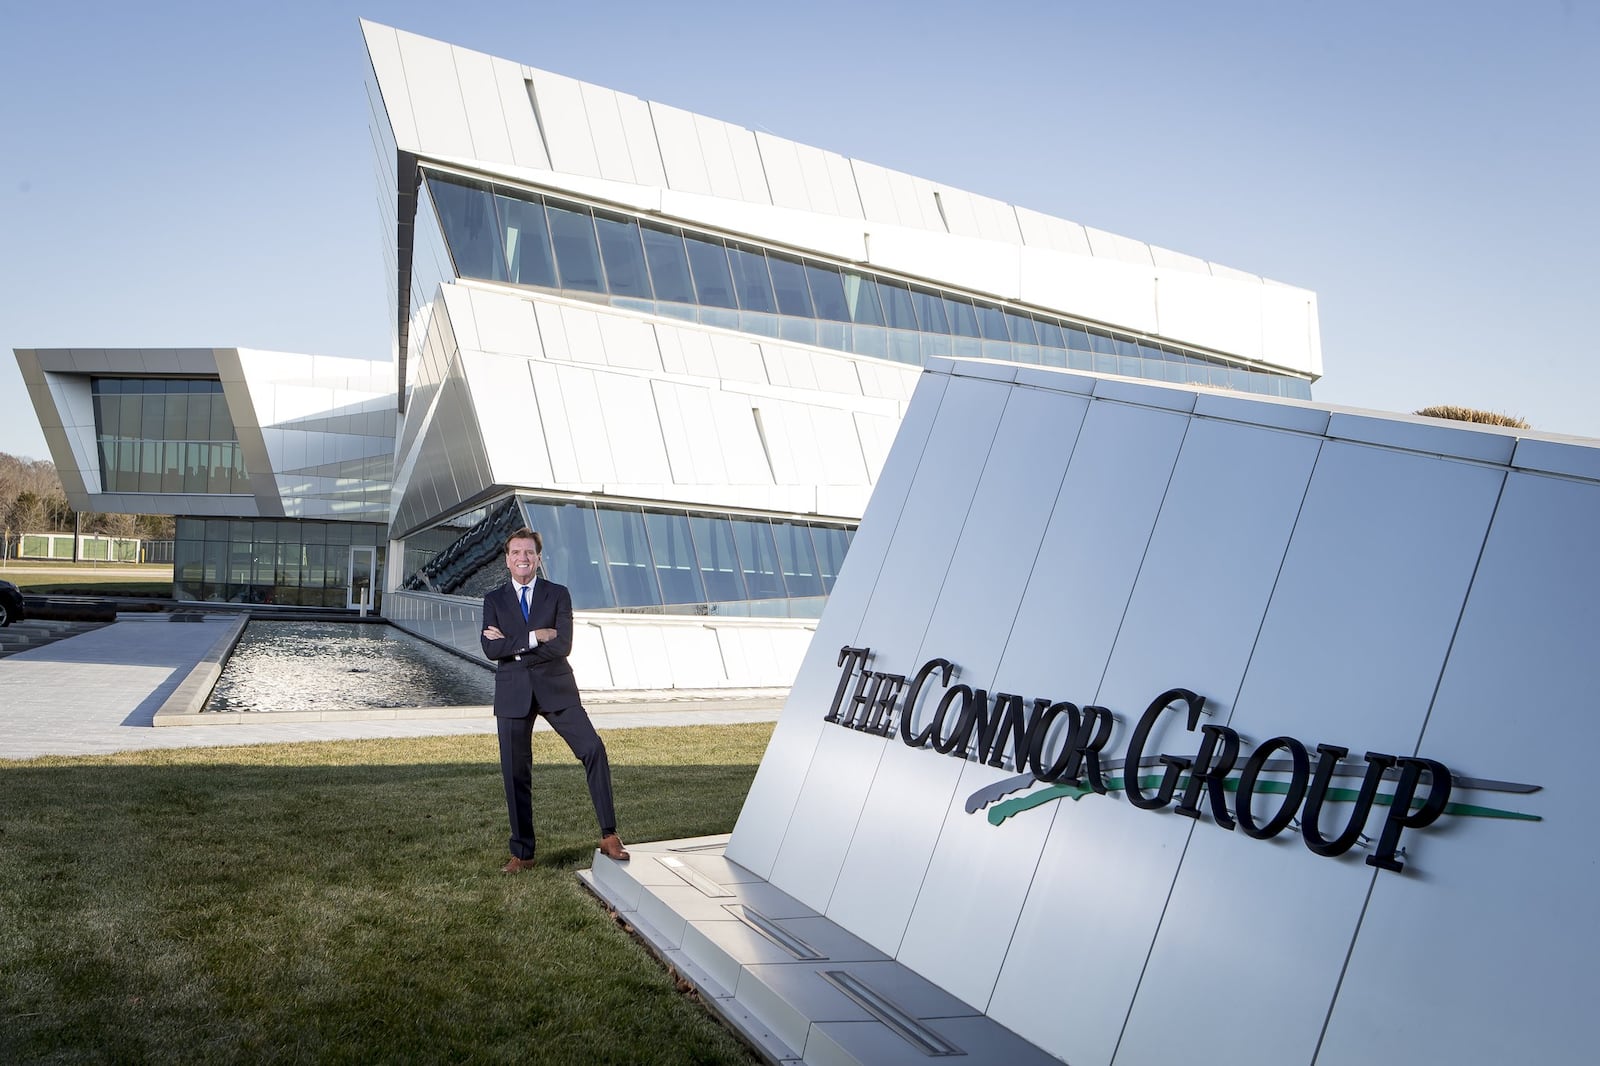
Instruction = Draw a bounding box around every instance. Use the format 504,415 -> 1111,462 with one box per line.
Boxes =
0,613 -> 784,761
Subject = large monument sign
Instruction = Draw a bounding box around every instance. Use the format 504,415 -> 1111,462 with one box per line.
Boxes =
585,358 -> 1596,1065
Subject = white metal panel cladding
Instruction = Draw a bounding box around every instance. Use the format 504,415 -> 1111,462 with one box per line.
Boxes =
1113,442 -> 1505,1066
360,22 -> 418,151
393,29 -> 475,161
768,374 -> 1012,909
579,81 -> 635,184
1318,469 -> 1600,1066
726,371 -> 953,880
721,359 -> 1597,1064
826,385 -> 1091,954
526,68 -> 601,179
453,47 -> 515,167
614,92 -> 665,189
756,131 -> 809,211
492,57 -> 549,170
896,397 -> 1190,1009
648,101 -> 712,196
693,113 -> 743,202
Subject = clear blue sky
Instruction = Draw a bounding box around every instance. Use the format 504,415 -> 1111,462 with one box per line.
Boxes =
2,0 -> 1596,460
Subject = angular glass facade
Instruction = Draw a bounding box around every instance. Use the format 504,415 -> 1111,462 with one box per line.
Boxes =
402,495 -> 855,619
423,170 -> 1313,401
91,378 -> 248,494
174,517 -> 385,608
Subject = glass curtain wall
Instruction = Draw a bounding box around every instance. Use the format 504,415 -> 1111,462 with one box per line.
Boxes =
91,378 -> 248,494
174,517 -> 385,608
422,170 -> 1313,401
402,495 -> 855,619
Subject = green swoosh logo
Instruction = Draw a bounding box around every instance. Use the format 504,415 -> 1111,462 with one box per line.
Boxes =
986,775 -> 1542,827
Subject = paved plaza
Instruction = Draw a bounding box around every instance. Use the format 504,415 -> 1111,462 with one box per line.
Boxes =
0,612 -> 783,761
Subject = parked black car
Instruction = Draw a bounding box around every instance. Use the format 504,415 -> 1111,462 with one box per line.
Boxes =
0,579 -> 24,627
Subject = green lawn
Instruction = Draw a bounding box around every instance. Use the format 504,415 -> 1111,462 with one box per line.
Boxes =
0,725 -> 774,1064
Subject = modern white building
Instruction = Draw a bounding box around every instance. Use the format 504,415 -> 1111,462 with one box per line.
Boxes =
15,21 -> 1322,691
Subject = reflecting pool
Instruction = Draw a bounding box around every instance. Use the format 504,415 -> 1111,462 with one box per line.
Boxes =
204,621 -> 493,712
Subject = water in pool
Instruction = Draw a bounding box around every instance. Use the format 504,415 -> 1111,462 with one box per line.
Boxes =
205,621 -> 493,713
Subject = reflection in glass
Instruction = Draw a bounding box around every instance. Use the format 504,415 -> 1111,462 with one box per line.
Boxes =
690,515 -> 745,601
642,225 -> 695,303
685,235 -> 737,308
428,176 -> 506,281
497,193 -> 557,287
598,508 -> 661,607
546,204 -> 606,292
594,213 -> 651,298
732,518 -> 786,599
644,511 -> 706,604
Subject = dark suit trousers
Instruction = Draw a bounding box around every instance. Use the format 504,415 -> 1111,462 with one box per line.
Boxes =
497,704 -> 618,859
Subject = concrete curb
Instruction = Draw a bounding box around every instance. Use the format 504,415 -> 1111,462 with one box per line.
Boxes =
150,614 -> 249,726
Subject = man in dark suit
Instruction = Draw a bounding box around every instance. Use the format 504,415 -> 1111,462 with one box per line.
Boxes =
481,526 -> 629,872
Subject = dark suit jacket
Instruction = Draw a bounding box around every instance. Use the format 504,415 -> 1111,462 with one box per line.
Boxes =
480,578 -> 581,718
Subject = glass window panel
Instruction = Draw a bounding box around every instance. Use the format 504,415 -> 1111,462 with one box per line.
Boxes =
641,225 -> 695,303
1089,329 -> 1118,355
877,280 -> 918,330
910,288 -> 948,333
426,174 -> 508,281
97,392 -> 119,438
183,443 -> 205,492
163,393 -> 187,440
523,500 -> 615,609
593,213 -> 651,298
210,394 -> 232,440
1034,318 -> 1066,349
808,263 -> 852,321
597,507 -> 662,607
1115,337 -> 1141,359
732,518 -> 786,600
1004,311 -> 1039,345
942,295 -> 980,338
810,526 -> 851,591
689,516 -> 746,602
836,272 -> 881,326
888,330 -> 922,365
850,325 -> 888,359
684,235 -> 737,308
726,244 -> 777,313
185,390 -> 210,440
779,317 -> 818,346
138,439 -> 160,493
767,254 -> 814,317
976,303 -> 1009,340
1093,352 -> 1118,375
142,393 -> 163,434
644,511 -> 706,605
772,521 -> 823,598
496,193 -> 557,287
1138,342 -> 1165,364
160,441 -> 183,493
120,395 -> 141,438
546,203 -> 606,293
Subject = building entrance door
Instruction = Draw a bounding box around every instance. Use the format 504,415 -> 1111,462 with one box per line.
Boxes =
348,546 -> 376,611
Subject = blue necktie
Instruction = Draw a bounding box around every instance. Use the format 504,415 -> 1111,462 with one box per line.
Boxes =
519,584 -> 530,621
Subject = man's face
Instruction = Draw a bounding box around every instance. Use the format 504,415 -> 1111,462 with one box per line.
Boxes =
506,537 -> 540,584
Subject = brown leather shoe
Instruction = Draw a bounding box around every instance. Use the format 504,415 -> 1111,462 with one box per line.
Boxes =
501,855 -> 536,874
598,834 -> 630,861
